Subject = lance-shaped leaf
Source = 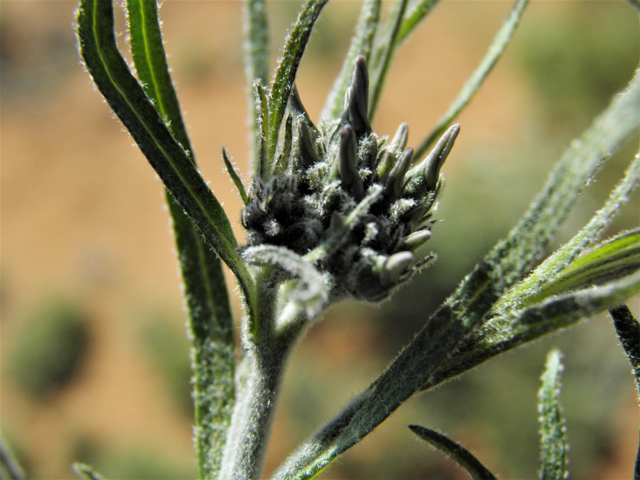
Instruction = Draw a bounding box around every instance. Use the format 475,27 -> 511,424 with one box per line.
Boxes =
425,151 -> 640,387
72,463 -> 104,480
76,0 -> 257,321
322,0 -> 382,121
245,0 -> 269,173
397,0 -> 441,44
610,305 -> 640,480
267,0 -> 329,165
524,229 -> 640,308
496,151 -> 640,314
409,425 -> 498,480
0,437 -> 24,480
114,4 -> 239,476
426,268 -> 640,395
538,350 -> 568,480
414,0 -> 528,159
223,148 -> 249,205
367,0 -> 408,121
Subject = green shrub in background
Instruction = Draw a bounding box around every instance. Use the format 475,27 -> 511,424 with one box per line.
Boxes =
10,300 -> 90,398
139,314 -> 193,416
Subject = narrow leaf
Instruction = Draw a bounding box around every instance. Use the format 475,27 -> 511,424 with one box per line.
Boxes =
538,349 -> 568,480
126,0 -> 192,152
245,0 -> 270,172
222,148 -> 249,205
497,149 -> 640,313
481,66 -> 640,294
72,463 -> 104,480
425,268 -> 640,393
77,0 -> 257,321
321,0 -> 382,121
268,0 -> 329,164
610,304 -> 640,480
0,438 -> 24,480
97,5 -> 239,476
524,229 -> 640,308
245,0 -> 269,87
397,0 -> 441,44
414,0 -> 529,159
409,425 -> 498,480
367,0 -> 409,121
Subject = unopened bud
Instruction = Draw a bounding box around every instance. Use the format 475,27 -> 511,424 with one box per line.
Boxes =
338,125 -> 364,199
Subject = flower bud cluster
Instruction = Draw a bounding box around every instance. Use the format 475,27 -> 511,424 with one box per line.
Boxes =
242,57 -> 459,302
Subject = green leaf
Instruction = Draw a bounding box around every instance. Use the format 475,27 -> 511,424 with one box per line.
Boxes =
321,0 -> 382,122
222,148 -> 249,205
426,268 -> 640,393
76,0 -> 257,321
524,229 -> 640,308
482,66 -> 640,297
414,0 -> 529,159
245,0 -> 269,88
72,463 -> 104,480
497,150 -> 640,313
109,4 -> 239,477
0,437 -> 25,480
409,425 -> 498,480
538,349 -> 568,480
245,0 -> 269,172
397,0 -> 441,44
126,0 -> 192,152
367,0 -> 408,121
267,0 -> 329,166
610,305 -> 640,480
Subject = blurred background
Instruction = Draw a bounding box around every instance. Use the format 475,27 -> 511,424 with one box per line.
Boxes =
1,1 -> 639,478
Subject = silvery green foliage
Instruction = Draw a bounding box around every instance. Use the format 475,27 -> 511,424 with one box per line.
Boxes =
70,0 -> 640,479
242,57 -> 456,302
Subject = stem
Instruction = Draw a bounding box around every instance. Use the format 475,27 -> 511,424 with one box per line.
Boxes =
220,348 -> 288,480
220,270 -> 300,480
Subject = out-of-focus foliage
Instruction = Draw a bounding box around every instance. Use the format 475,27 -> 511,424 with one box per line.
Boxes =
518,4 -> 639,135
9,300 -> 90,398
139,313 -> 193,416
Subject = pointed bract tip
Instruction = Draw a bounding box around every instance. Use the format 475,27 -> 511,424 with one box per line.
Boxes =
386,147 -> 414,198
423,124 -> 460,190
338,125 -> 364,198
348,56 -> 371,135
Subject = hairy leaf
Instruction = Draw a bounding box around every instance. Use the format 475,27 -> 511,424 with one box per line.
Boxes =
367,0 -> 408,121
245,0 -> 270,172
77,0 -> 257,322
409,425 -> 498,480
72,463 -> 104,480
610,305 -> 640,480
524,229 -> 640,308
397,0 -> 441,44
538,350 -> 567,480
322,0 -> 382,121
267,0 -> 329,165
